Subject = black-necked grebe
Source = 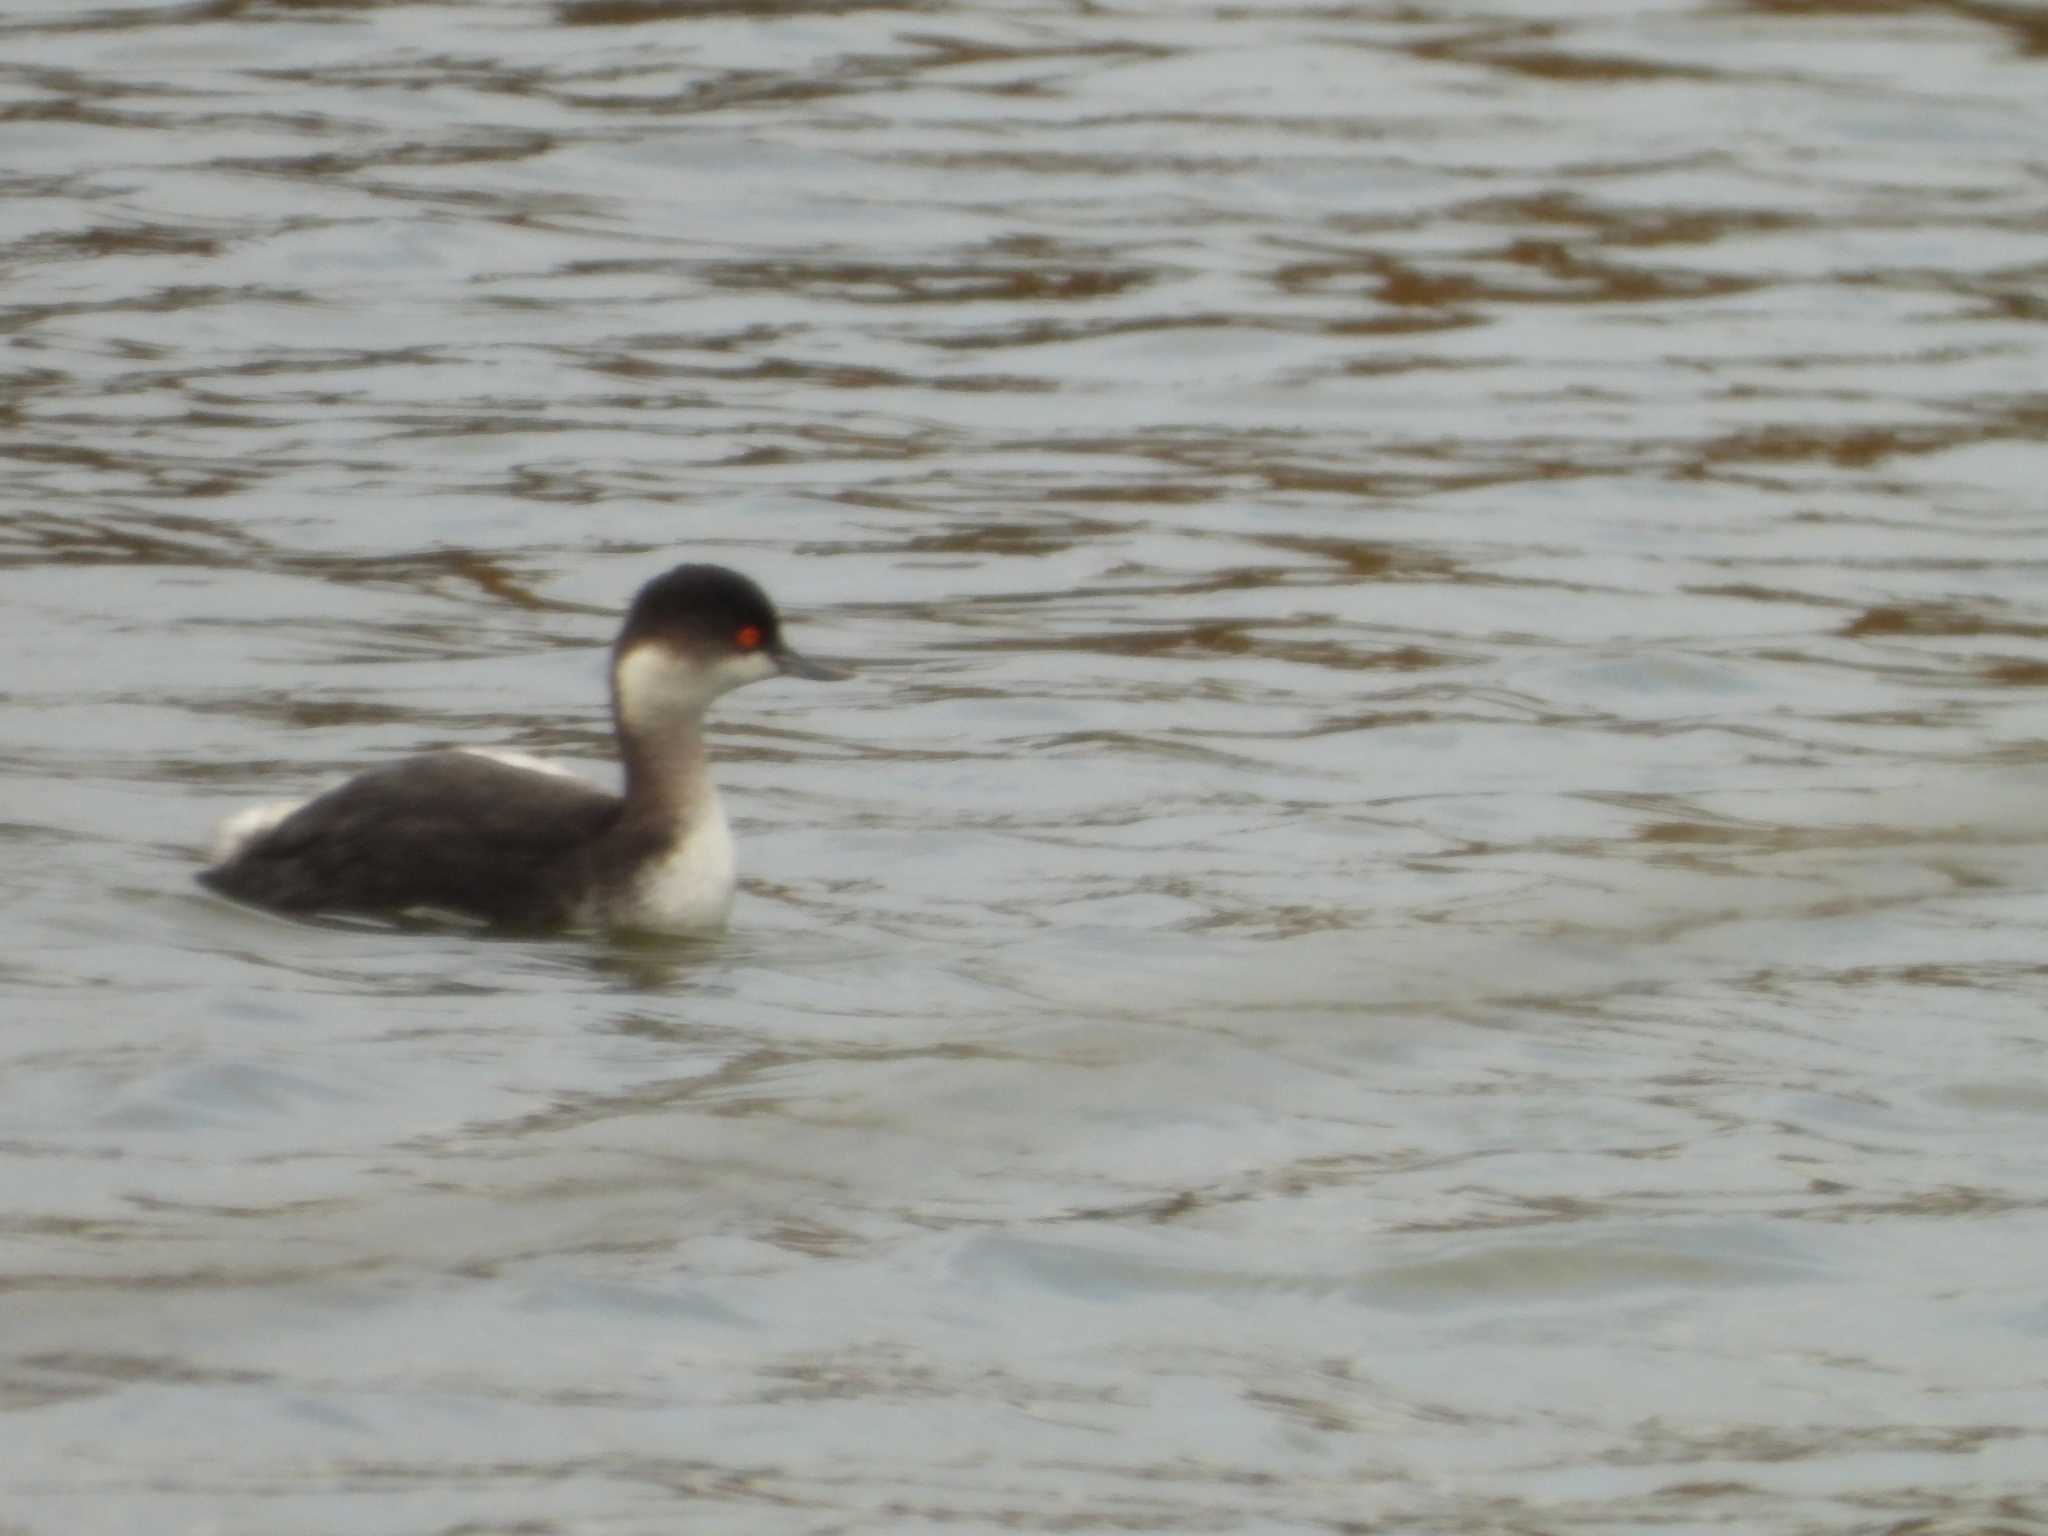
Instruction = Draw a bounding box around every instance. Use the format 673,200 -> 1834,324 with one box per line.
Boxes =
199,563 -> 848,933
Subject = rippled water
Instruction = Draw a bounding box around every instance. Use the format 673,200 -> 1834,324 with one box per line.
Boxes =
5,1 -> 2048,1531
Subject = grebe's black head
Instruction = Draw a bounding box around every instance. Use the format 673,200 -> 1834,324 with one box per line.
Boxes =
612,564 -> 848,730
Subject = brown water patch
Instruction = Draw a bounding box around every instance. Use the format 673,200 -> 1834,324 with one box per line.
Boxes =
560,0 -> 922,22
1738,0 -> 2048,58
1248,536 -> 1466,582
701,257 -> 1154,306
1684,584 -> 1854,610
1453,192 -> 1809,249
957,617 -> 1458,672
1843,603 -> 2048,640
1409,23 -> 1728,82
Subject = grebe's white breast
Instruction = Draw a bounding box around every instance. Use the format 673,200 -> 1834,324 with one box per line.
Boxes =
614,788 -> 737,934
461,745 -> 738,933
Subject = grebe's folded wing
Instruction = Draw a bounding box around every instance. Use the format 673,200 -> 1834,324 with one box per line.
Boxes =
201,751 -> 618,924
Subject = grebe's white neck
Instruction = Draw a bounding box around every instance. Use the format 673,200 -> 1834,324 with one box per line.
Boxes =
603,640 -> 768,932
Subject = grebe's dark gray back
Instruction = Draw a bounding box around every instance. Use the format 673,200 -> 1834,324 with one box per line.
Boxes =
199,563 -> 849,933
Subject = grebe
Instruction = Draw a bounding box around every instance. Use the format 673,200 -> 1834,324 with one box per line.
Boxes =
199,563 -> 847,932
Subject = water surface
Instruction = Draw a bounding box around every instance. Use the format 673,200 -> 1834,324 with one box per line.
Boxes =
4,1 -> 2048,1531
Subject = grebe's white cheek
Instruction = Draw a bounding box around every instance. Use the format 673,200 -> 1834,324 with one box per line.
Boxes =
707,649 -> 778,696
614,643 -> 718,730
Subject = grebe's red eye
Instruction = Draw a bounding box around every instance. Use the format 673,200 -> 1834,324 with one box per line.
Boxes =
735,625 -> 763,651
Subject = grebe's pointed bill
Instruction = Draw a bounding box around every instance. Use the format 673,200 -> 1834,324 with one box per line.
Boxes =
774,645 -> 852,682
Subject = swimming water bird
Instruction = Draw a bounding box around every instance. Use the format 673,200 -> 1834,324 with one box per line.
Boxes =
199,563 -> 848,933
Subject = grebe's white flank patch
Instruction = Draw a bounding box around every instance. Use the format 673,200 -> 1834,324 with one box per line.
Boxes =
455,747 -> 595,785
209,800 -> 305,864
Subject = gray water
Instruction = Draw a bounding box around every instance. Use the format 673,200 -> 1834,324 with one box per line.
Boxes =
4,1 -> 2048,1532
